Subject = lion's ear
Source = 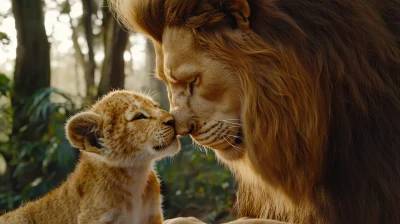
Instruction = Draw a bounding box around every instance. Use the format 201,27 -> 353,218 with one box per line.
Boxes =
228,0 -> 251,31
66,112 -> 103,152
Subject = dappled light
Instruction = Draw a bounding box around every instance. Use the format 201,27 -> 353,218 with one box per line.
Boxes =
2,0 -> 399,223
0,0 -> 235,223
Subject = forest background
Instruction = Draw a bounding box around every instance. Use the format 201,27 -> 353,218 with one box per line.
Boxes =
0,0 -> 236,223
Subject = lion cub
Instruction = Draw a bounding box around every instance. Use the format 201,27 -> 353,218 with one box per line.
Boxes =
0,90 -> 180,224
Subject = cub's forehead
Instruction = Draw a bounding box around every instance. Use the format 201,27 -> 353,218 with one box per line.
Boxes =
134,92 -> 159,107
92,90 -> 159,113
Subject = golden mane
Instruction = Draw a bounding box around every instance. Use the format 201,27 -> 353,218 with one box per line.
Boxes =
110,0 -> 400,223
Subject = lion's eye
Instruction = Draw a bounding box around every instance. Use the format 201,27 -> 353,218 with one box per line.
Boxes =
134,113 -> 148,120
189,76 -> 199,95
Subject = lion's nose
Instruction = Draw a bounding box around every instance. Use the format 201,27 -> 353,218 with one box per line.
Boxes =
170,109 -> 196,136
174,120 -> 196,136
176,128 -> 188,136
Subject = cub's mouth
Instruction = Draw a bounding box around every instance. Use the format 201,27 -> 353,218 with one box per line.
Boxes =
153,139 -> 175,151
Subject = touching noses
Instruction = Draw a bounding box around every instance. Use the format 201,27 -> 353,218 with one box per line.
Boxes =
170,108 -> 196,136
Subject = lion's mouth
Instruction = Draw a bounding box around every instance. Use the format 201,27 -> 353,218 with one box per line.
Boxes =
189,121 -> 244,151
235,129 -> 243,145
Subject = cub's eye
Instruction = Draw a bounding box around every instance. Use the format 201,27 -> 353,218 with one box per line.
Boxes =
189,76 -> 199,95
134,113 -> 148,120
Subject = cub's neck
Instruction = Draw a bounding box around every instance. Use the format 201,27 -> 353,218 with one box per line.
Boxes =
78,151 -> 154,193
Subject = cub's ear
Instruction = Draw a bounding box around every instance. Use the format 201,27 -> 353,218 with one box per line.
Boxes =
228,0 -> 251,30
66,112 -> 103,151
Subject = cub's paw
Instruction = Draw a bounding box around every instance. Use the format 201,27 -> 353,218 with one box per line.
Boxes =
222,218 -> 292,224
163,217 -> 206,224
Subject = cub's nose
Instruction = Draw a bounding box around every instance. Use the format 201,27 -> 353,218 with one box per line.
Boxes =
163,118 -> 175,127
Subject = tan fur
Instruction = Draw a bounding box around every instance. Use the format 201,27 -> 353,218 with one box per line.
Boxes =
110,0 -> 400,223
0,90 -> 180,224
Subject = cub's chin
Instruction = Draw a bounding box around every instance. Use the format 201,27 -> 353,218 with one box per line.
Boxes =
153,138 -> 181,158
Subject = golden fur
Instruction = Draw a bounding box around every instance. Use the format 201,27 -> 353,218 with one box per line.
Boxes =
0,90 -> 180,224
110,0 -> 400,223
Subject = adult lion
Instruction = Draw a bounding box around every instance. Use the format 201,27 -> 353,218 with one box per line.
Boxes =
110,0 -> 400,223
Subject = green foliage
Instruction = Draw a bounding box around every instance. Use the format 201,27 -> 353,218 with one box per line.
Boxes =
20,87 -> 76,134
0,78 -> 236,222
157,137 -> 236,223
0,73 -> 12,142
0,32 -> 10,45
0,85 -> 79,212
0,74 -> 10,96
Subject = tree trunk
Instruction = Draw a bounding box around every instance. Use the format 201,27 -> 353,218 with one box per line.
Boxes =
97,2 -> 129,97
11,0 -> 50,140
146,39 -> 169,110
82,0 -> 96,103
70,22 -> 85,74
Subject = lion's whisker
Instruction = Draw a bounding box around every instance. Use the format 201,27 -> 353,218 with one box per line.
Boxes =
214,131 -> 244,141
226,126 -> 242,131
219,120 -> 242,126
192,140 -> 203,151
223,136 -> 242,151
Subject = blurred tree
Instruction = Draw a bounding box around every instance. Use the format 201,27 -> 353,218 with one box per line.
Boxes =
66,0 -> 97,104
97,0 -> 129,97
81,0 -> 96,102
11,0 -> 51,141
146,39 -> 169,110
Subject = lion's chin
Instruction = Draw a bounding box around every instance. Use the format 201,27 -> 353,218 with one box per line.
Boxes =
213,143 -> 246,162
192,129 -> 246,161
